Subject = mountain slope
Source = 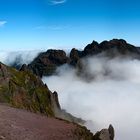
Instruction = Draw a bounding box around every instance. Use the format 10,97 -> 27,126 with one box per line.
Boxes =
0,62 -> 84,123
0,104 -> 114,140
0,104 -> 94,140
0,62 -> 59,116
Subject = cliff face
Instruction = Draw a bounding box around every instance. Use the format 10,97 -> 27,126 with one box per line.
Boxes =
0,62 -> 85,123
28,49 -> 69,77
27,39 -> 140,77
0,62 -> 58,116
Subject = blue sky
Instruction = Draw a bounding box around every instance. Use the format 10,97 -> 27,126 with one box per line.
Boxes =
0,0 -> 140,50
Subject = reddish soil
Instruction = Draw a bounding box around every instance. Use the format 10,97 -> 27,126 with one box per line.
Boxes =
0,104 -> 79,140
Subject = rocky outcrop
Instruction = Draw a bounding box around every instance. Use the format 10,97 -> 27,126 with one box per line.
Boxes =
0,62 -> 84,124
0,62 -> 55,116
28,49 -> 69,77
84,39 -> 139,56
93,125 -> 115,140
69,48 -> 83,66
70,39 -> 140,66
19,64 -> 29,71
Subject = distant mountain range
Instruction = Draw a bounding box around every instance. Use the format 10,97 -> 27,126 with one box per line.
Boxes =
20,39 -> 140,78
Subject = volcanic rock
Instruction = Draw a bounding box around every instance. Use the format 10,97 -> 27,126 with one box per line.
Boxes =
70,39 -> 140,66
69,48 -> 83,66
28,49 -> 69,77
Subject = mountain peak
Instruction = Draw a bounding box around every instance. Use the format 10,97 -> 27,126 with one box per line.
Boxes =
25,39 -> 140,77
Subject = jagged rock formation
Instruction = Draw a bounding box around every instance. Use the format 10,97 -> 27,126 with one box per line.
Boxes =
70,39 -> 140,66
25,39 -> 140,77
28,49 -> 69,77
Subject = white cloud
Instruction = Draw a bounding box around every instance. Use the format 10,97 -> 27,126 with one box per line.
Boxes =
0,50 -> 40,66
43,56 -> 140,140
50,0 -> 67,5
0,21 -> 7,27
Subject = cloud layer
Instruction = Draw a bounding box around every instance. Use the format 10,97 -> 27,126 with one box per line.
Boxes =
0,50 -> 40,66
43,56 -> 140,140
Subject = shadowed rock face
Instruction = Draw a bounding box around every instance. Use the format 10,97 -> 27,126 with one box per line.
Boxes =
28,49 -> 69,77
83,39 -> 138,56
25,39 -> 140,77
70,48 -> 83,66
70,39 -> 140,66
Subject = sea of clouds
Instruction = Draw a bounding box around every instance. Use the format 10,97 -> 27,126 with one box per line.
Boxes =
0,50 -> 40,67
1,50 -> 140,140
43,55 -> 140,140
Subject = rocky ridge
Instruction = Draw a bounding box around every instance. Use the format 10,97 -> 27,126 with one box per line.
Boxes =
26,39 -> 140,77
28,49 -> 69,77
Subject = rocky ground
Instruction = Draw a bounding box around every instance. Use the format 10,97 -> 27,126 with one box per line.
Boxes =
0,103 -> 90,140
0,104 -> 114,140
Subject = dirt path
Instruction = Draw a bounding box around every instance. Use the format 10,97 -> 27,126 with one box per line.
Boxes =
0,104 -> 79,140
